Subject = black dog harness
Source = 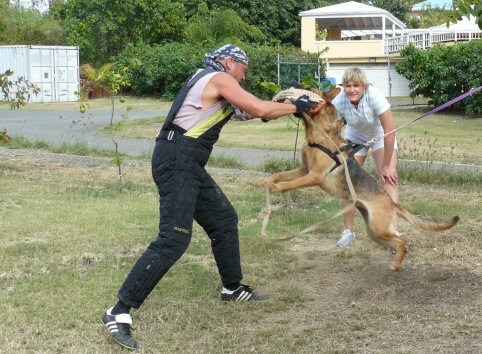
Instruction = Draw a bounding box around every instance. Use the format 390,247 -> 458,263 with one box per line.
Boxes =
307,141 -> 364,172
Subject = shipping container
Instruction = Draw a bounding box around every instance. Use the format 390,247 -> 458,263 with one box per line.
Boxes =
0,45 -> 79,103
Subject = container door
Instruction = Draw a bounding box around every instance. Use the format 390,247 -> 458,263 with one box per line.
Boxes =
53,47 -> 79,102
29,47 -> 54,102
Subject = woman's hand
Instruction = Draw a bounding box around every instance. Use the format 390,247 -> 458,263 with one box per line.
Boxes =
381,165 -> 398,186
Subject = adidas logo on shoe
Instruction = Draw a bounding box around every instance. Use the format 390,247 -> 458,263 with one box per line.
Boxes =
220,284 -> 267,301
101,307 -> 139,350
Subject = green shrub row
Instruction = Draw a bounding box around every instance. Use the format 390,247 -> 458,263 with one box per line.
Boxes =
396,41 -> 482,116
114,43 -> 325,100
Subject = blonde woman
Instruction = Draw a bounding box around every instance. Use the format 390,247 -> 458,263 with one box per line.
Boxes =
332,67 -> 400,247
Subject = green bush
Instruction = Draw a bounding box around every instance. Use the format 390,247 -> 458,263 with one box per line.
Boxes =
114,42 -> 207,99
396,41 -> 482,116
114,43 -> 325,100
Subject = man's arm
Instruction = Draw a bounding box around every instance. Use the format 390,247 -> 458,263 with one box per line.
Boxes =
206,73 -> 299,120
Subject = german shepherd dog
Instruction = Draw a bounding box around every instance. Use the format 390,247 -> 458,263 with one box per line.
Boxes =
251,86 -> 459,270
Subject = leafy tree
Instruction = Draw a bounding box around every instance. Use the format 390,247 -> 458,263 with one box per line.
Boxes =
186,2 -> 263,44
1,69 -> 41,109
446,0 -> 482,30
179,0 -> 343,47
114,42 -> 208,99
419,6 -> 450,28
396,42 -> 482,116
1,69 -> 41,145
114,42 -> 324,100
0,2 -> 65,44
0,1 -> 7,38
51,0 -> 186,66
407,5 -> 450,29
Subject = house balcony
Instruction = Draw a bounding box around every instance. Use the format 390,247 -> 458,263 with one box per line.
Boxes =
384,29 -> 482,54
304,28 -> 482,60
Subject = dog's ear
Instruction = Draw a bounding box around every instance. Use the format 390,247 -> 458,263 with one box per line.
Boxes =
290,81 -> 306,89
324,87 -> 341,102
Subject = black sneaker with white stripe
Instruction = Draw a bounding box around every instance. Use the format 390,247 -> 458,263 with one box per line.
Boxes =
220,284 -> 267,301
101,307 -> 139,349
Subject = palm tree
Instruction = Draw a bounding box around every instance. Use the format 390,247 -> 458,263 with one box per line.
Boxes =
80,63 -> 116,96
420,5 -> 450,28
186,2 -> 262,44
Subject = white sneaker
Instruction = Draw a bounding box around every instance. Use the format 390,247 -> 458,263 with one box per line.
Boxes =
336,229 -> 356,247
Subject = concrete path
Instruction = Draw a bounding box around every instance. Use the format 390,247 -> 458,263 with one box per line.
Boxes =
0,109 -> 305,166
1,108 -> 481,172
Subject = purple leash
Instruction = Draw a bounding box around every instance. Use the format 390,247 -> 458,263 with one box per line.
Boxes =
366,85 -> 482,147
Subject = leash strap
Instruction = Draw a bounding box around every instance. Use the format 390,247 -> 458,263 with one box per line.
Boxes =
366,85 -> 482,147
261,181 -> 355,243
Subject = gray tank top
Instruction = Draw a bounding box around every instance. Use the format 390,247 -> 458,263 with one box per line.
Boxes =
173,70 -> 227,131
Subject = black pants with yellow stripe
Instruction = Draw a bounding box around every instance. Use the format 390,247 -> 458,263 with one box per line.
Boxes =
117,134 -> 243,308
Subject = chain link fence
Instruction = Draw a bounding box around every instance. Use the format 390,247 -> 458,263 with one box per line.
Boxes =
277,54 -> 326,89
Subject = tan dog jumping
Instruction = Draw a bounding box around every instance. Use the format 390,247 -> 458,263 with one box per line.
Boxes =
251,86 -> 459,271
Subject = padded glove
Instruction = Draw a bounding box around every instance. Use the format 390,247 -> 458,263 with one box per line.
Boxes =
294,95 -> 312,113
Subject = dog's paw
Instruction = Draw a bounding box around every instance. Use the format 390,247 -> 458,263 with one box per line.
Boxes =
267,183 -> 282,193
389,261 -> 402,271
250,178 -> 266,188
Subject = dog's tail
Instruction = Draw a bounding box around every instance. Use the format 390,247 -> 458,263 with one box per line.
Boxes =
395,204 -> 459,231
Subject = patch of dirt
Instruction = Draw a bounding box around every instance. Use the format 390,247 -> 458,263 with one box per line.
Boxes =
268,234 -> 482,352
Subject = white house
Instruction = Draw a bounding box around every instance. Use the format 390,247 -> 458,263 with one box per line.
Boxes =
300,1 -> 482,98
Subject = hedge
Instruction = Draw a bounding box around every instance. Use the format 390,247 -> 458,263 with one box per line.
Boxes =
396,41 -> 482,116
114,42 -> 325,100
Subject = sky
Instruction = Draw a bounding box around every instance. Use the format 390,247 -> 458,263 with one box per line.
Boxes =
9,0 -> 49,13
413,0 -> 454,10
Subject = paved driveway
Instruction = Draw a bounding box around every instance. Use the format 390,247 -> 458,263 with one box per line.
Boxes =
0,109 -> 296,166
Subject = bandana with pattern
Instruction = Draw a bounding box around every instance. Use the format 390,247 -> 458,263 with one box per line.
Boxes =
204,44 -> 249,72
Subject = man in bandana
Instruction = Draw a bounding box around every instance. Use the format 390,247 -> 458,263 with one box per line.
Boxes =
101,44 -> 312,350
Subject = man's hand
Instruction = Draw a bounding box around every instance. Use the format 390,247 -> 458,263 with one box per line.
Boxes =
294,95 -> 312,113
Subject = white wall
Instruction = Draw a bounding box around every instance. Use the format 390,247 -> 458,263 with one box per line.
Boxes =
327,62 -> 411,97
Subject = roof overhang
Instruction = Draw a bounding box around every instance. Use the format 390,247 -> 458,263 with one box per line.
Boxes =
300,1 -> 406,36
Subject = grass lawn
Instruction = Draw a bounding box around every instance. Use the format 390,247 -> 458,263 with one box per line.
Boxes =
0,95 -> 481,352
0,148 -> 481,353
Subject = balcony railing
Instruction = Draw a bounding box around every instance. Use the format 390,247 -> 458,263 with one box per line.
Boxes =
384,29 -> 482,54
